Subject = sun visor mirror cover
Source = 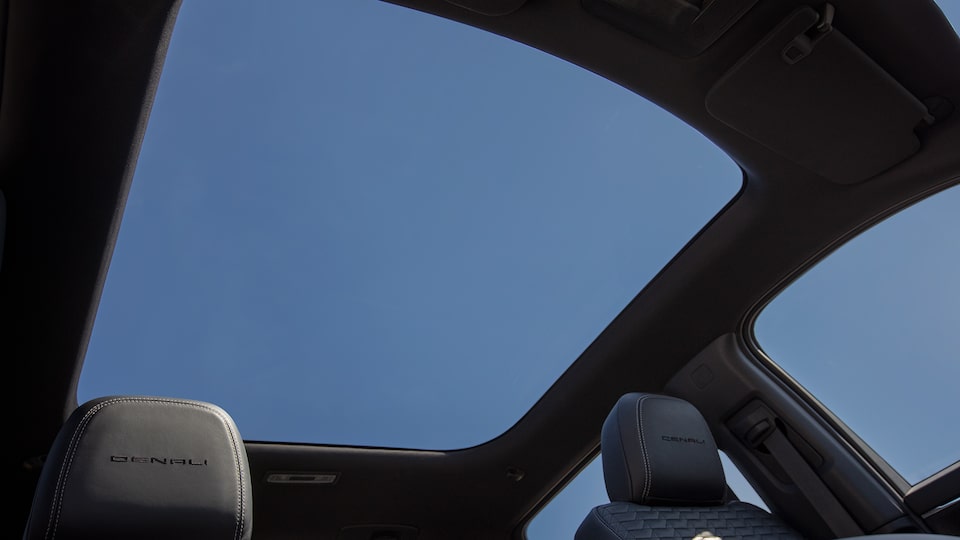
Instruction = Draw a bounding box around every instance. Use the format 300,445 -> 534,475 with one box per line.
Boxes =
581,0 -> 759,57
706,6 -> 932,184
445,0 -> 526,16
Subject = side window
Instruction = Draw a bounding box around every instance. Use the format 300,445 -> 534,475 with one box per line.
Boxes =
526,458 -> 606,539
720,451 -> 768,511
754,183 -> 960,486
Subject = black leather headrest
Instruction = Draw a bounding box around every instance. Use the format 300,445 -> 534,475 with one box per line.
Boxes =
601,393 -> 725,506
23,396 -> 252,540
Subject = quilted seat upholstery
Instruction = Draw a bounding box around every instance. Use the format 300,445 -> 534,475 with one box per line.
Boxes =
580,501 -> 802,540
576,393 -> 803,540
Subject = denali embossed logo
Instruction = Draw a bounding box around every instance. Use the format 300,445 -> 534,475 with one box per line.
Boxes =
660,435 -> 705,444
110,455 -> 209,466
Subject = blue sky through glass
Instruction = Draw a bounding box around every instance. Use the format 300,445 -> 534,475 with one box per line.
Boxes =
79,0 -> 740,450
75,1 -> 960,539
533,2 -> 960,536
755,184 -> 960,484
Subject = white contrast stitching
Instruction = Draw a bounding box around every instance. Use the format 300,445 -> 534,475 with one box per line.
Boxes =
211,407 -> 246,540
44,397 -> 245,540
596,506 -> 629,538
635,395 -> 652,503
46,399 -> 115,540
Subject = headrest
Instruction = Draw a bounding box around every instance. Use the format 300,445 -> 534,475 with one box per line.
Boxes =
601,393 -> 725,506
24,396 -> 252,540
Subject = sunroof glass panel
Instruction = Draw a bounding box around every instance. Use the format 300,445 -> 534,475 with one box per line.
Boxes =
79,0 -> 741,449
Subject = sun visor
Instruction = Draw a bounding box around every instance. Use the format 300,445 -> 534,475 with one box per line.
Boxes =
706,5 -> 934,184
444,0 -> 526,16
581,0 -> 759,57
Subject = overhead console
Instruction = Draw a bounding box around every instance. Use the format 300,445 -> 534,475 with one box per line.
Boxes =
444,0 -> 526,16
705,5 -> 934,184
581,0 -> 760,57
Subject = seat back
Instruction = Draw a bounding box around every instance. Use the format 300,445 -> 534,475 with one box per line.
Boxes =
23,396 -> 252,540
576,392 -> 801,540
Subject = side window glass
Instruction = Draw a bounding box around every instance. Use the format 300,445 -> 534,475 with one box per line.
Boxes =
754,184 -> 960,484
526,458 -> 606,539
720,451 -> 768,511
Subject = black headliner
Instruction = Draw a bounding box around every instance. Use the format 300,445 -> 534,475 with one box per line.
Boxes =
5,0 -> 959,538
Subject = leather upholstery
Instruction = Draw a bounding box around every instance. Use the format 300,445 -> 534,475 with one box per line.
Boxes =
577,393 -> 803,540
23,396 -> 252,540
602,393 -> 725,506
576,501 -> 803,540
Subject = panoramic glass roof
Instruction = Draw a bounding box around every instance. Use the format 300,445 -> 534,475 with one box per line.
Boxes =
79,0 -> 741,449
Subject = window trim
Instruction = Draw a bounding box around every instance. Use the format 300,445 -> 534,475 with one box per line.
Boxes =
905,461 -> 960,517
743,339 -> 911,495
740,177 -> 960,499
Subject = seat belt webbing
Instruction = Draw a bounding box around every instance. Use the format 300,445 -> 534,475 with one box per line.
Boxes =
763,426 -> 863,538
